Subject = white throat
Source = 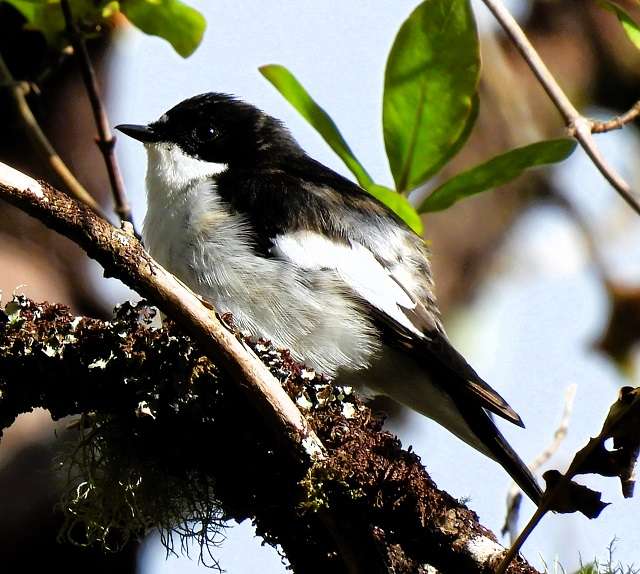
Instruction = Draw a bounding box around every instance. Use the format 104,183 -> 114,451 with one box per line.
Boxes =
144,142 -> 227,199
142,141 -> 228,274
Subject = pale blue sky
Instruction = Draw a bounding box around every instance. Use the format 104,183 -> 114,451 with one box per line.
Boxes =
103,1 -> 640,572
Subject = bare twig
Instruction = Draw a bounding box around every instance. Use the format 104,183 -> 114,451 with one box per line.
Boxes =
60,0 -> 137,234
481,0 -> 640,216
497,503 -> 548,574
502,384 -> 577,542
591,100 -> 640,134
0,52 -> 107,218
527,385 -> 577,475
497,386 -> 640,574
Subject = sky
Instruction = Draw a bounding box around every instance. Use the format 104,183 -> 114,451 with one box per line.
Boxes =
103,1 -> 640,572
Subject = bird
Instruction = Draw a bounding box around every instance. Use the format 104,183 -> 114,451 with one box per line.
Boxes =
116,92 -> 542,504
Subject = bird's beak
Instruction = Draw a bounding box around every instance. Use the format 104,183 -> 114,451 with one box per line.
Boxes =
115,124 -> 160,143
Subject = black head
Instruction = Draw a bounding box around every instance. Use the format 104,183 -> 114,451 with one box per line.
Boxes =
116,93 -> 303,166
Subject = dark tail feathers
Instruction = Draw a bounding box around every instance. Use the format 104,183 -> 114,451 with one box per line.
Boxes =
461,405 -> 543,505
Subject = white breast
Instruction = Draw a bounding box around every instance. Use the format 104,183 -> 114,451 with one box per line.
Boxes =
142,142 -> 379,376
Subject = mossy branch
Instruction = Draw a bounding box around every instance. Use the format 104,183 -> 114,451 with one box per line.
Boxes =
0,162 -> 539,573
0,296 -> 539,573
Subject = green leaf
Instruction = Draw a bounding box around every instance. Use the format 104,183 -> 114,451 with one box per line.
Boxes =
445,91 -> 479,169
120,0 -> 206,58
4,0 -> 97,46
260,64 -> 374,189
4,0 -> 42,23
368,184 -> 423,235
383,0 -> 480,193
260,64 -> 423,234
3,0 -> 206,56
600,1 -> 640,50
419,138 -> 577,213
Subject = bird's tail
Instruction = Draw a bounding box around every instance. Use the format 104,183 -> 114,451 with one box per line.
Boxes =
343,347 -> 543,504
457,403 -> 543,505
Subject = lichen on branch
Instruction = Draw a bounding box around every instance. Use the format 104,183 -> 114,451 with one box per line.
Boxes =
0,296 -> 538,573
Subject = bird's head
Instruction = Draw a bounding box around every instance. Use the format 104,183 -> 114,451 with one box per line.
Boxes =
116,93 -> 302,173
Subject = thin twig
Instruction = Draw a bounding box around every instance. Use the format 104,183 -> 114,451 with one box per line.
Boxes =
591,100 -> 640,133
481,0 -> 640,216
60,0 -> 138,234
0,51 -> 107,218
497,503 -> 548,574
498,386 -> 640,573
502,384 -> 577,542
527,386 -> 576,471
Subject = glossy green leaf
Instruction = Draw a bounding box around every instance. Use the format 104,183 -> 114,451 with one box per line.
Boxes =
444,91 -> 479,170
384,0 -> 480,193
260,64 -> 423,234
600,1 -> 640,50
4,0 -> 98,46
368,184 -> 423,235
419,138 -> 577,213
3,0 -> 206,56
260,64 -> 374,189
121,0 -> 206,58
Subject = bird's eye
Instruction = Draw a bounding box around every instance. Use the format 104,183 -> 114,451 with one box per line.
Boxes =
193,125 -> 219,141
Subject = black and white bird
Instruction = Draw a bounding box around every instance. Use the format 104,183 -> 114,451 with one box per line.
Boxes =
116,93 -> 542,504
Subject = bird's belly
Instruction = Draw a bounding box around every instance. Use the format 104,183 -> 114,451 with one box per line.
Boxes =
144,209 -> 378,376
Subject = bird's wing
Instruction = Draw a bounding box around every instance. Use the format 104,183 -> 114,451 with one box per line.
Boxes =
272,229 -> 524,427
219,164 -> 522,426
272,231 -> 424,337
411,319 -> 524,427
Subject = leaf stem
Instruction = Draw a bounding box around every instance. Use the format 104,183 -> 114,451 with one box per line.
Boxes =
0,51 -> 107,218
480,0 -> 640,216
60,0 -> 139,235
496,503 -> 548,574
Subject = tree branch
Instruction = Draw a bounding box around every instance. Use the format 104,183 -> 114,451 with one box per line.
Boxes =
0,160 -> 321,463
60,0 -> 137,233
481,0 -> 640,216
0,295 -> 540,574
0,51 -> 107,218
0,161 -> 540,572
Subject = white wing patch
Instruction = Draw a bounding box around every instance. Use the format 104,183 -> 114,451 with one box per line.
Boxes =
273,231 -> 425,337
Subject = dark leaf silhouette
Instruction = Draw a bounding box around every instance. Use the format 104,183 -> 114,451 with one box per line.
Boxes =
543,470 -> 609,518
